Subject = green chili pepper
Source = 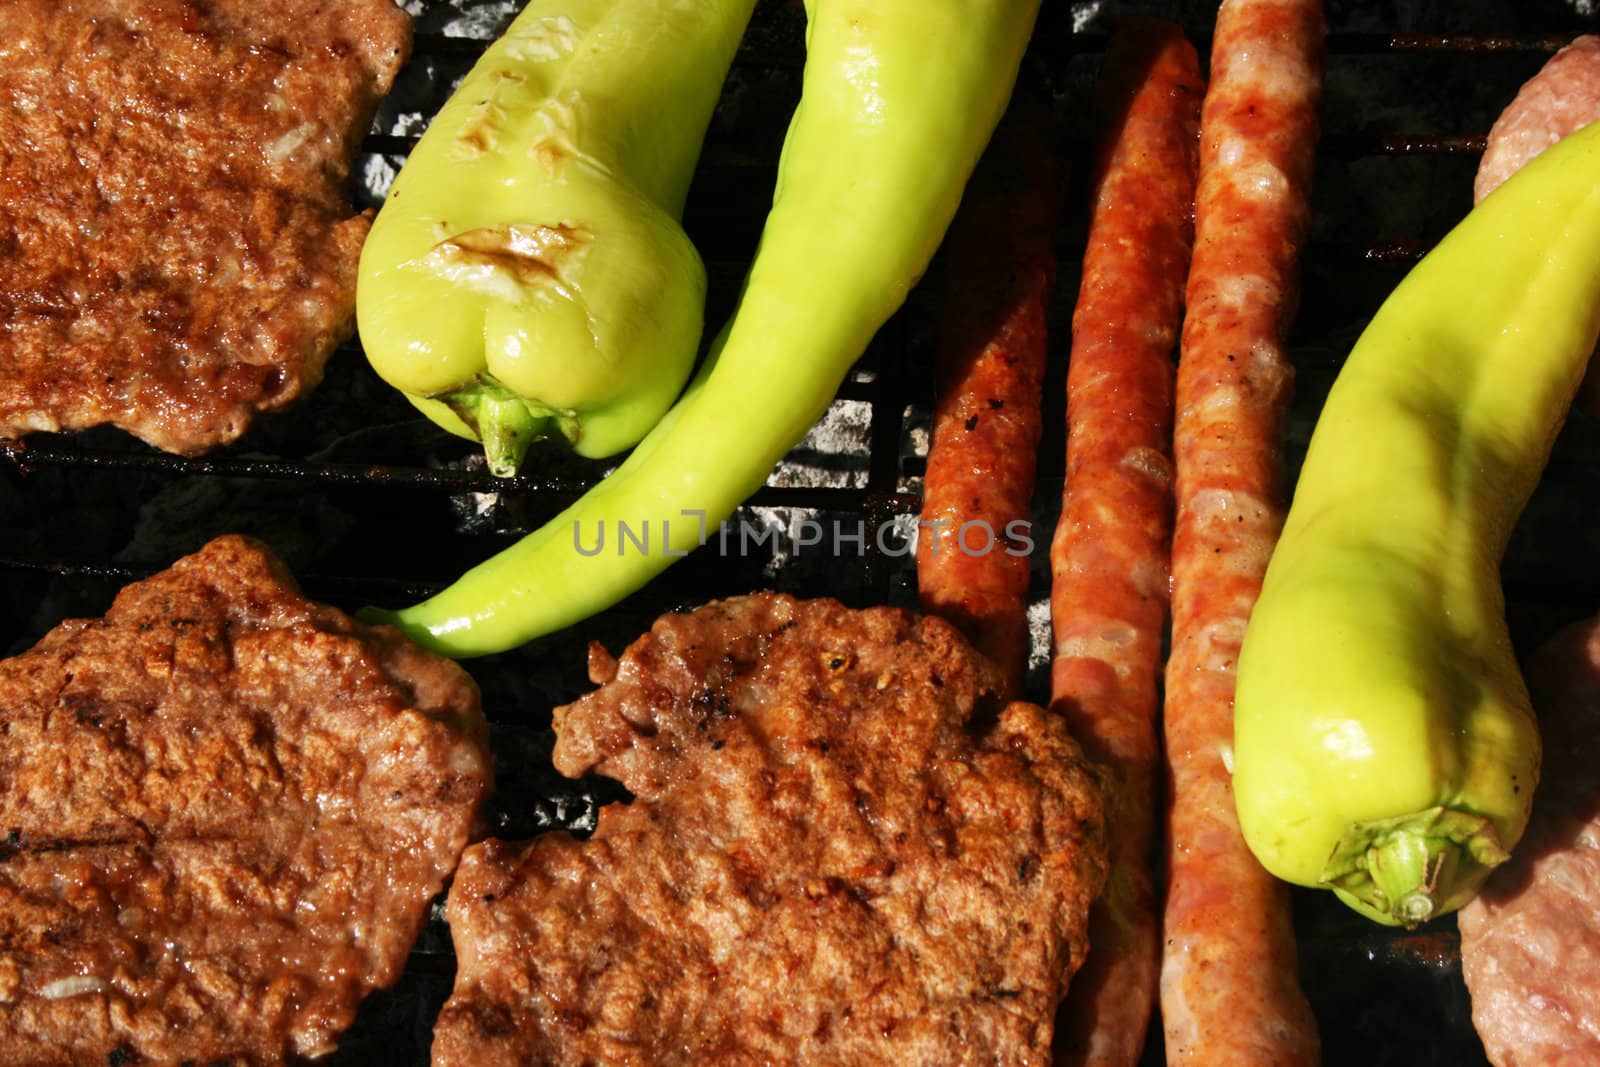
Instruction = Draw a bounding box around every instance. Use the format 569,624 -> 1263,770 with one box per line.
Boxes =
356,0 -> 757,476
366,0 -> 1042,657
1233,118 -> 1600,926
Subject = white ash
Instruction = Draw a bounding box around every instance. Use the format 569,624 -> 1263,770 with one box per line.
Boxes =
1071,2 -> 1105,33
898,402 -> 930,495
715,507 -> 919,579
736,507 -> 801,578
1027,595 -> 1054,679
402,0 -> 519,38
359,154 -> 400,206
464,491 -> 500,522
769,398 -> 872,490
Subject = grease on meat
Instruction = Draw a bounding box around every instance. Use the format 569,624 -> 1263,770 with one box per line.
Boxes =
0,536 -> 491,1065
0,0 -> 411,454
433,593 -> 1107,1067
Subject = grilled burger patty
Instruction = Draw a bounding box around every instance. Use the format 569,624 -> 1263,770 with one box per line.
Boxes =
0,0 -> 411,455
433,593 -> 1108,1066
1458,615 -> 1600,1067
0,536 -> 491,1065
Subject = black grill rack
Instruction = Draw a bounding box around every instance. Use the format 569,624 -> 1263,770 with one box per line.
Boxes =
4,1 -> 1600,1063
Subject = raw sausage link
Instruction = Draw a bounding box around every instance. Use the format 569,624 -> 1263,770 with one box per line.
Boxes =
916,95 -> 1060,697
1161,1 -> 1324,1064
1474,36 -> 1600,417
1474,35 -> 1600,205
1457,50 -> 1600,1062
1047,20 -> 1202,1067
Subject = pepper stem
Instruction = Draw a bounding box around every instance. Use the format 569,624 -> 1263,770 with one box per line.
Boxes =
439,378 -> 574,477
1319,807 -> 1510,927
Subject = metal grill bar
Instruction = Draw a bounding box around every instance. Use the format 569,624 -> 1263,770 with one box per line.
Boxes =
1,441 -> 918,513
983,27 -> 1575,56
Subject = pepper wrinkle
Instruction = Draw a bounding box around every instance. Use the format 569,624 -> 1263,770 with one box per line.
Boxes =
452,97 -> 507,161
358,0 -> 758,471
505,14 -> 581,63
431,223 -> 590,294
529,93 -> 582,171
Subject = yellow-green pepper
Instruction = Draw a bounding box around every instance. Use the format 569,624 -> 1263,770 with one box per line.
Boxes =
1233,117 -> 1600,926
366,0 -> 1042,657
357,0 -> 756,475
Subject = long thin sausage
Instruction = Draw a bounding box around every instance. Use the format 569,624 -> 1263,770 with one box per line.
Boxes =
916,95 -> 1060,697
1161,2 -> 1324,1064
1048,20 -> 1202,1067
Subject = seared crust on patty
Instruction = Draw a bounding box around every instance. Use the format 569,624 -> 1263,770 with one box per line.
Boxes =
433,593 -> 1107,1067
0,535 -> 491,1065
0,0 -> 412,455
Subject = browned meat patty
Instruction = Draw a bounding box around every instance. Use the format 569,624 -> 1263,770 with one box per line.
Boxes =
0,535 -> 491,1065
0,0 -> 411,455
432,593 -> 1108,1067
1475,35 -> 1600,204
1459,615 -> 1600,1067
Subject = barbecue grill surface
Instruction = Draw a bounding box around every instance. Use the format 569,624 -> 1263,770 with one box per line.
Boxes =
4,0 -> 1600,1063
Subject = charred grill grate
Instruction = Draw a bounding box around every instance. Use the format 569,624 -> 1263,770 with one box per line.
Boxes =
3,2 -> 1600,1063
